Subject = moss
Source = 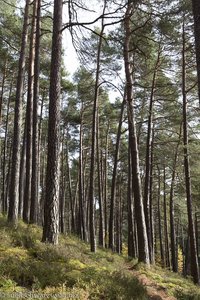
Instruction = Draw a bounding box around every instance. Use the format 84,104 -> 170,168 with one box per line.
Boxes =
68,259 -> 86,270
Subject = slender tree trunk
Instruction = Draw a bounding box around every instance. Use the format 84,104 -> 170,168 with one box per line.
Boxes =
30,0 -> 41,224
96,137 -> 105,247
170,125 -> 181,273
97,116 -> 105,247
88,1 -> 106,252
66,135 -> 75,233
37,90 -> 45,224
109,97 -> 125,250
104,123 -> 109,248
39,138 -> 46,225
116,182 -> 122,254
184,235 -> 191,276
2,78 -> 13,213
181,225 -> 186,275
124,1 -> 149,265
78,116 -> 86,240
18,123 -> 27,218
127,144 -> 136,258
8,0 -> 30,223
5,145 -> 12,212
143,43 -> 161,263
157,166 -> 164,267
163,166 -> 170,268
42,0 -> 63,244
195,211 -> 199,259
149,127 -> 155,264
23,0 -> 37,223
0,58 -> 7,124
191,0 -> 200,105
60,134 -> 65,234
182,20 -> 199,284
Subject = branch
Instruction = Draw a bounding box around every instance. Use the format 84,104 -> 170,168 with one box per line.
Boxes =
2,0 -> 23,11
0,36 -> 18,52
61,8 -> 125,32
186,81 -> 198,94
61,15 -> 104,32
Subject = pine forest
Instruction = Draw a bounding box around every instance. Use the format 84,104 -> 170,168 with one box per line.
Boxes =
1,0 -> 200,299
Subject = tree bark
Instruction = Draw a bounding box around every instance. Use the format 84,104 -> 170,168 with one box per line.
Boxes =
18,122 -> 27,218
23,0 -> 37,223
157,166 -> 165,267
143,43 -> 161,263
30,0 -> 41,224
8,0 -> 30,223
42,0 -> 63,244
88,1 -> 106,252
149,127 -> 155,264
109,97 -> 125,250
2,78 -> 13,213
78,115 -> 86,240
124,1 -> 149,265
104,123 -> 109,248
163,166 -> 170,268
97,115 -> 105,247
127,144 -> 137,258
0,58 -> 7,124
182,20 -> 199,284
191,0 -> 200,105
59,133 -> 65,234
170,125 -> 181,273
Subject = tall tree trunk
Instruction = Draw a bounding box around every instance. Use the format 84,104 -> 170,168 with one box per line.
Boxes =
8,0 -> 30,223
18,122 -> 27,218
143,43 -> 161,263
65,134 -> 75,233
116,181 -> 123,254
127,144 -> 136,258
149,127 -> 155,264
124,1 -> 149,265
97,116 -> 105,247
2,78 -> 13,213
59,134 -> 65,234
0,58 -> 7,124
191,0 -> 200,105
42,0 -> 63,244
195,210 -> 199,259
78,116 -> 86,240
104,123 -> 109,248
88,1 -> 106,252
38,137 -> 46,225
163,166 -> 170,268
182,20 -> 199,284
157,166 -> 165,267
23,0 -> 37,223
5,145 -> 12,213
30,0 -> 41,224
37,90 -> 45,224
170,125 -> 181,273
109,97 -> 125,250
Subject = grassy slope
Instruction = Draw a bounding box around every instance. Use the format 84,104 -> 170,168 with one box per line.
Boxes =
0,216 -> 199,299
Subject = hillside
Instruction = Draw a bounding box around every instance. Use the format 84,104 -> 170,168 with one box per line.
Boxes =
0,216 -> 199,299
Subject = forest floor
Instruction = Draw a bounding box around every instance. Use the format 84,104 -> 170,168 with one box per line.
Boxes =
0,216 -> 199,299
130,269 -> 176,300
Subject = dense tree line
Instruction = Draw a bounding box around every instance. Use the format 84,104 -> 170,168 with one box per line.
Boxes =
1,0 -> 200,284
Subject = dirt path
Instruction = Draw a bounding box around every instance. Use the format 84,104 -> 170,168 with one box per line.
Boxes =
128,267 -> 177,300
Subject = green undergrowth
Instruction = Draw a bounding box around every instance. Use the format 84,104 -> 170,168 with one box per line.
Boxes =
0,216 -> 146,299
132,262 -> 200,299
1,215 -> 200,299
